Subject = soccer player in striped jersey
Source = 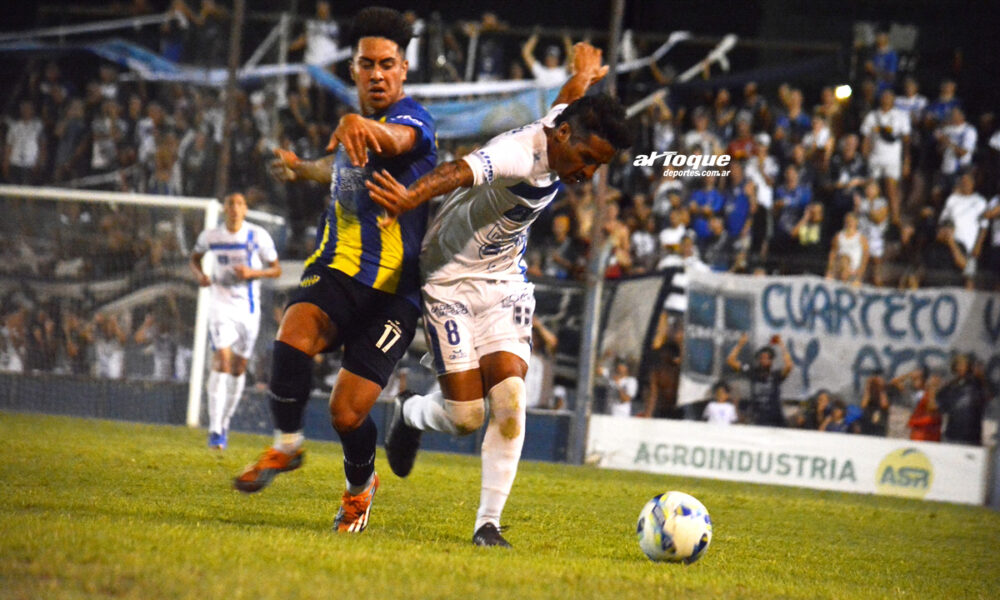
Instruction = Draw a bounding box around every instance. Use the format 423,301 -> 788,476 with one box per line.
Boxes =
367,42 -> 632,547
190,192 -> 281,450
233,7 -> 436,535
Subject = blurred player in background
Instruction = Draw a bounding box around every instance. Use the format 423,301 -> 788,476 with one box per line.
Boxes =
367,42 -> 631,547
232,7 -> 437,535
190,192 -> 281,450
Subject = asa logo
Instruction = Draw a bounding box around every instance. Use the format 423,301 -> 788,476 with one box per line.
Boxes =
299,275 -> 320,288
875,448 -> 933,499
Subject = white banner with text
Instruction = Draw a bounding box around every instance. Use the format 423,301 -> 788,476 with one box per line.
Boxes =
587,415 -> 989,505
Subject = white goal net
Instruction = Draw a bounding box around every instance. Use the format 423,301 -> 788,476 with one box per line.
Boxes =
0,185 -> 285,427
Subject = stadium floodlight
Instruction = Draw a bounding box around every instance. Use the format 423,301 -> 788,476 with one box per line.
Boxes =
835,84 -> 852,100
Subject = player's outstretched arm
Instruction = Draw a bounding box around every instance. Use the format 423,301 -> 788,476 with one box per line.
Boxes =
552,42 -> 609,107
327,113 -> 419,167
270,149 -> 335,184
366,160 -> 474,224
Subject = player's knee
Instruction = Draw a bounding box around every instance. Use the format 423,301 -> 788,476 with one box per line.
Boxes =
269,340 -> 312,400
487,377 -> 526,440
330,407 -> 366,433
444,398 -> 485,435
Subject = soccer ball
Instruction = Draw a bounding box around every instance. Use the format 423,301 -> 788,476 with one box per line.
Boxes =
636,491 -> 713,563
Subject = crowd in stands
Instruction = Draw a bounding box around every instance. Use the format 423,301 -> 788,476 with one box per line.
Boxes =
1,4 -> 997,441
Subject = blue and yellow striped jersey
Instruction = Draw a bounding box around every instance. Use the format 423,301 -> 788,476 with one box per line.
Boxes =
305,96 -> 436,308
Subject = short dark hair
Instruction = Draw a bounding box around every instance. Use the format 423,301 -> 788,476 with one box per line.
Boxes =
711,381 -> 730,394
346,7 -> 412,53
555,94 -> 633,151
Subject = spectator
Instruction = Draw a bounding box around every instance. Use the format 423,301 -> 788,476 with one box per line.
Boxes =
826,212 -> 869,285
289,1 -> 341,73
703,381 -> 738,425
683,107 -> 722,157
726,332 -> 792,427
525,319 -> 558,410
825,133 -> 868,237
939,171 -> 986,255
520,31 -> 572,87
700,215 -> 734,272
919,219 -> 968,287
791,389 -> 832,430
775,88 -> 811,143
864,28 -> 898,93
926,79 -> 961,124
859,372 -> 890,435
889,367 -> 929,408
895,76 -> 928,126
791,201 -> 826,275
642,310 -> 682,419
936,354 -> 990,445
802,113 -> 834,166
657,205 -> 689,261
605,359 -> 638,418
908,373 -> 943,442
856,179 -> 890,285
689,175 -> 725,242
861,89 -> 910,223
726,116 -> 755,161
935,107 -> 977,196
820,398 -> 854,433
773,165 -> 812,258
4,100 -> 45,184
630,214 -> 659,274
973,193 -> 1000,289
93,313 -> 127,379
90,100 -> 126,175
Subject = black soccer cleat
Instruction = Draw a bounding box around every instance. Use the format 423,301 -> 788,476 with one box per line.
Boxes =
384,391 -> 423,478
472,523 -> 511,548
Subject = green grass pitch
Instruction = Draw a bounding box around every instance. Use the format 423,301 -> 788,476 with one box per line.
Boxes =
2,411 -> 999,599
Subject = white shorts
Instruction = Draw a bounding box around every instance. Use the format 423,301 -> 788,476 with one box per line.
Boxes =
422,278 -> 535,375
868,153 -> 901,180
208,310 -> 260,359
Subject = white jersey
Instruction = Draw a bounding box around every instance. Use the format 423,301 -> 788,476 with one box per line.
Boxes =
193,222 -> 278,316
420,104 -> 567,284
861,108 -> 910,162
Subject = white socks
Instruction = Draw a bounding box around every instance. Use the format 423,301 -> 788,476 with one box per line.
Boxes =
208,371 -> 246,434
274,430 -> 304,454
475,377 -> 526,533
400,377 -> 528,534
206,370 -> 228,434
402,390 -> 485,436
222,373 -> 246,432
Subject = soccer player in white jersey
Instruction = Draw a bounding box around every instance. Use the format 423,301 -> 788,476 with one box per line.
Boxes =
367,42 -> 631,547
861,89 -> 910,224
190,193 -> 281,449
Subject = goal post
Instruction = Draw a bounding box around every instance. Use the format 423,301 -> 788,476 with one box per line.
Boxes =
0,184 -> 284,429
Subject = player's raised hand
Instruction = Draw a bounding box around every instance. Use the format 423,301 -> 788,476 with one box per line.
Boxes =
571,42 -> 609,86
328,113 -> 383,168
270,148 -> 300,182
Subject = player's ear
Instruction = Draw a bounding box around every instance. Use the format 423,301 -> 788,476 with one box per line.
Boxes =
401,57 -> 409,82
349,56 -> 357,82
556,122 -> 572,143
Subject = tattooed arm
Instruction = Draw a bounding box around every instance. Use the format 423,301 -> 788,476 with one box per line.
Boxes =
366,160 -> 474,224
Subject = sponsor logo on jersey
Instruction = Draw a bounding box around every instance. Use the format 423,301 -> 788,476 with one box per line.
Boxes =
430,302 -> 470,318
300,275 -> 321,288
500,291 -> 533,307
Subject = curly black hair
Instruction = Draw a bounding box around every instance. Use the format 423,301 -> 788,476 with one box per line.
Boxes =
346,7 -> 412,53
554,94 -> 633,151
